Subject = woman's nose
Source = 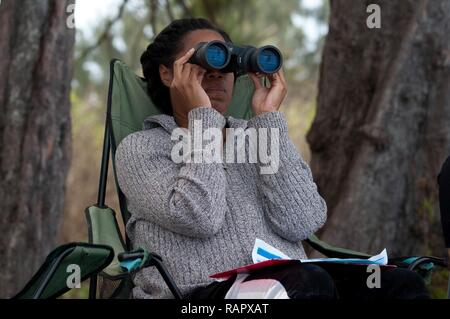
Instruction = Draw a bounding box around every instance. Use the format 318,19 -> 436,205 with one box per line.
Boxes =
205,70 -> 223,79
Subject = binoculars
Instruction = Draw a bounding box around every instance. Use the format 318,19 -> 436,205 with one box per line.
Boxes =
189,40 -> 283,76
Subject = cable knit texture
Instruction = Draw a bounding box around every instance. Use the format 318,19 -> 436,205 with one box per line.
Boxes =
115,107 -> 327,299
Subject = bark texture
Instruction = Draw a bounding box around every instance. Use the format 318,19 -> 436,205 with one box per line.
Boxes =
307,0 -> 450,256
0,0 -> 75,297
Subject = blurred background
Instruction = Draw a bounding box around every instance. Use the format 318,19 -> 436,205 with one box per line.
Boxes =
1,0 -> 449,298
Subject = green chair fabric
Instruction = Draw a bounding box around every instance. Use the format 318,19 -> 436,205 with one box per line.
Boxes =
14,243 -> 114,299
305,235 -> 371,259
85,206 -> 128,279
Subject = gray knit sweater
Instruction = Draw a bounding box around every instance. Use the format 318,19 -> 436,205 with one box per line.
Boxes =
115,107 -> 327,299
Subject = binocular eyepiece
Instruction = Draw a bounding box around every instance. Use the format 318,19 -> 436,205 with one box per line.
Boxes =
189,40 -> 283,76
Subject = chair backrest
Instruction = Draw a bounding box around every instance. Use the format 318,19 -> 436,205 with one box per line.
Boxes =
106,59 -> 255,227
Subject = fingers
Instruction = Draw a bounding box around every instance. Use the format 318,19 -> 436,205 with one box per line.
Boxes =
278,68 -> 287,87
173,48 -> 196,83
189,64 -> 206,83
267,69 -> 287,95
267,71 -> 282,86
181,63 -> 192,84
249,73 -> 263,90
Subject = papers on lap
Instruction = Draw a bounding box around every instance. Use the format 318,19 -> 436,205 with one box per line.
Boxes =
210,238 -> 394,280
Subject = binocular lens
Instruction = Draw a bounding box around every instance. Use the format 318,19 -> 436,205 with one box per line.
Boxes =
191,41 -> 282,75
258,48 -> 281,73
206,43 -> 229,69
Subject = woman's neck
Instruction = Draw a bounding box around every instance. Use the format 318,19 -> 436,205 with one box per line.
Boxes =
174,113 -> 227,143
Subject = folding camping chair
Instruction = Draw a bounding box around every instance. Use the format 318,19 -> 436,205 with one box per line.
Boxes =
14,59 -> 449,299
12,243 -> 114,299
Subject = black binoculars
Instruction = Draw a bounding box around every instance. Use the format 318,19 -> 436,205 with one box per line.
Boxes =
189,40 -> 283,76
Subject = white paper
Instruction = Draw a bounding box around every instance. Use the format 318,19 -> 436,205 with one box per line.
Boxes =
300,248 -> 388,265
252,238 -> 388,265
252,238 -> 292,263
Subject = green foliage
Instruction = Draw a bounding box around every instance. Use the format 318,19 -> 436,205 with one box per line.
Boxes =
420,197 -> 436,224
59,280 -> 90,299
427,268 -> 449,299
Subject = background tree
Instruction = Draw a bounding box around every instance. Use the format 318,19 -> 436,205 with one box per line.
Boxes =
307,0 -> 450,257
0,0 -> 75,297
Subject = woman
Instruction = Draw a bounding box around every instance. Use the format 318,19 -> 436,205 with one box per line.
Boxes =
115,18 -> 429,299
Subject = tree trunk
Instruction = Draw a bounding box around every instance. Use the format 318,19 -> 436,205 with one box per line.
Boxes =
307,0 -> 450,257
0,0 -> 75,297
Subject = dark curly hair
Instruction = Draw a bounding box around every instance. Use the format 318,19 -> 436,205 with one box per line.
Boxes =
140,18 -> 233,116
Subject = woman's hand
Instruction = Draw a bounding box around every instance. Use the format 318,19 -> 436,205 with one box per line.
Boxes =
170,48 -> 211,114
249,68 -> 288,116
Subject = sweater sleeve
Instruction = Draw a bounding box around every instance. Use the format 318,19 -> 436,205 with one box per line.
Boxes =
115,107 -> 228,238
247,111 -> 327,242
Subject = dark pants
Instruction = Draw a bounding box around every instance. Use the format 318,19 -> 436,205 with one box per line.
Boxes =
187,263 -> 429,299
438,155 -> 450,247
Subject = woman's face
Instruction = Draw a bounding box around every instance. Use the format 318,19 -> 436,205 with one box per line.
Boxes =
170,29 -> 235,115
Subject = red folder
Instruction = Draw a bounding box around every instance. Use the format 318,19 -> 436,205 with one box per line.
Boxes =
210,259 -> 297,279
210,259 -> 397,280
